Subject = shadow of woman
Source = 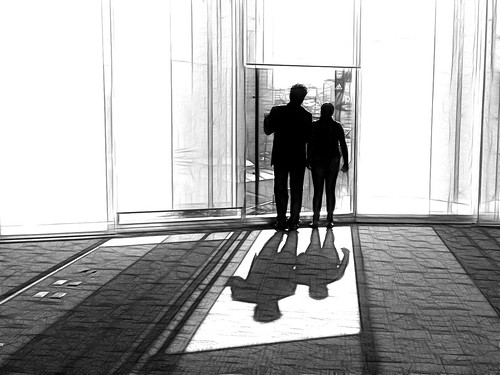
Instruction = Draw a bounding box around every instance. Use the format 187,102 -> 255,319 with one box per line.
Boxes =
296,228 -> 350,300
226,230 -> 298,323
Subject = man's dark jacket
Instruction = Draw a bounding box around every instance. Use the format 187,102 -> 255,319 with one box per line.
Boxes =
264,103 -> 312,166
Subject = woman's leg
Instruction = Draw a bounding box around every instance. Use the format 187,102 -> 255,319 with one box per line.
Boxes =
325,157 -> 341,222
311,164 -> 326,222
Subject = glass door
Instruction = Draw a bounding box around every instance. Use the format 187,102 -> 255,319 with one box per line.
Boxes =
245,66 -> 356,219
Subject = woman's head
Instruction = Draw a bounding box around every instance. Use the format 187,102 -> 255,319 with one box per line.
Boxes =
254,300 -> 282,322
309,283 -> 329,300
320,103 -> 335,119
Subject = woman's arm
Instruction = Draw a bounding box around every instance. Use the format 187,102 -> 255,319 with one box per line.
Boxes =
337,123 -> 349,172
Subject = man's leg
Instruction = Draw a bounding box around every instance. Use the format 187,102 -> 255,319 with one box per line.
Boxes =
257,230 -> 285,260
279,230 -> 298,264
325,157 -> 341,223
273,165 -> 289,227
288,163 -> 306,228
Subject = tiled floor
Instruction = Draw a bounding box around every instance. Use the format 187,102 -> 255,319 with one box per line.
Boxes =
0,224 -> 499,374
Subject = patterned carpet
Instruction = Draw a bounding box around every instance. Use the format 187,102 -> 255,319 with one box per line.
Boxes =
0,225 -> 499,374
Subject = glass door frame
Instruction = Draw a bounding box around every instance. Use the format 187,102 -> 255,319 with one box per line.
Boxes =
242,64 -> 360,224
240,0 -> 362,224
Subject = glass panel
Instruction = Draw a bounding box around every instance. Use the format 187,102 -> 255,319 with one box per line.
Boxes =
480,0 -> 500,222
0,0 -> 107,234
113,0 -> 243,218
171,0 -> 238,210
112,0 -> 173,213
171,1 -> 210,209
430,0 -> 485,216
246,66 -> 355,217
357,0 -> 436,215
357,0 -> 485,217
246,0 -> 359,67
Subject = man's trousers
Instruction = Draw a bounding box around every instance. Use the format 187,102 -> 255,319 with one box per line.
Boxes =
273,163 -> 306,225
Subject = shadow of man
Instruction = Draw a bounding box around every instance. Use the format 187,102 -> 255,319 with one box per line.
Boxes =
296,228 -> 350,300
226,230 -> 298,323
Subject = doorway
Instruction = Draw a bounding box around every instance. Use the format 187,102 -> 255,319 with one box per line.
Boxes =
245,65 -> 356,221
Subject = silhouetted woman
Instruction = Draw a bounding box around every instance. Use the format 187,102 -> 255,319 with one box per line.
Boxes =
296,228 -> 350,299
307,103 -> 348,228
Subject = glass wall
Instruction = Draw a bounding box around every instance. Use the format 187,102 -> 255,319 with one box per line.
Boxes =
111,0 -> 173,214
113,0 -> 245,224
247,0 -> 499,222
1,0 -> 500,237
358,0 -> 487,218
0,0 -> 108,235
480,0 -> 500,223
357,0 -> 436,215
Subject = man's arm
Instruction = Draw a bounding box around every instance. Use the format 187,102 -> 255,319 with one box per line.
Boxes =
306,124 -> 315,169
264,107 -> 277,135
305,113 -> 313,168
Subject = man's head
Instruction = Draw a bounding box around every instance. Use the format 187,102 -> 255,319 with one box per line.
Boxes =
320,102 -> 335,119
309,283 -> 329,300
289,84 -> 308,105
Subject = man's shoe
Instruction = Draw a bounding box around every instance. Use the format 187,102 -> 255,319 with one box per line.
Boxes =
288,221 -> 300,231
309,220 -> 319,228
326,220 -> 334,228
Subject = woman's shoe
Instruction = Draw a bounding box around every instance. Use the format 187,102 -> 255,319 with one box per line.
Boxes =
309,220 -> 319,228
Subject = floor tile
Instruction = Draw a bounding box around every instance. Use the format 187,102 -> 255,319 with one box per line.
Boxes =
100,235 -> 169,247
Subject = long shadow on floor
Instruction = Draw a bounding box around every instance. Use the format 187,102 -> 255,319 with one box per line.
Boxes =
0,234 -> 242,374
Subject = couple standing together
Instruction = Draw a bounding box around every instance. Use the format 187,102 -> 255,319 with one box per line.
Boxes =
264,83 -> 349,231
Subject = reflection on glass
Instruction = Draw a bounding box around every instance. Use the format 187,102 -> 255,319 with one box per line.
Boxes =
246,67 -> 355,217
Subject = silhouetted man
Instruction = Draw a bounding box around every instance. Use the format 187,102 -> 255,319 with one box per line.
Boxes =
307,103 -> 348,228
226,230 -> 298,322
296,228 -> 350,300
264,84 -> 312,231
